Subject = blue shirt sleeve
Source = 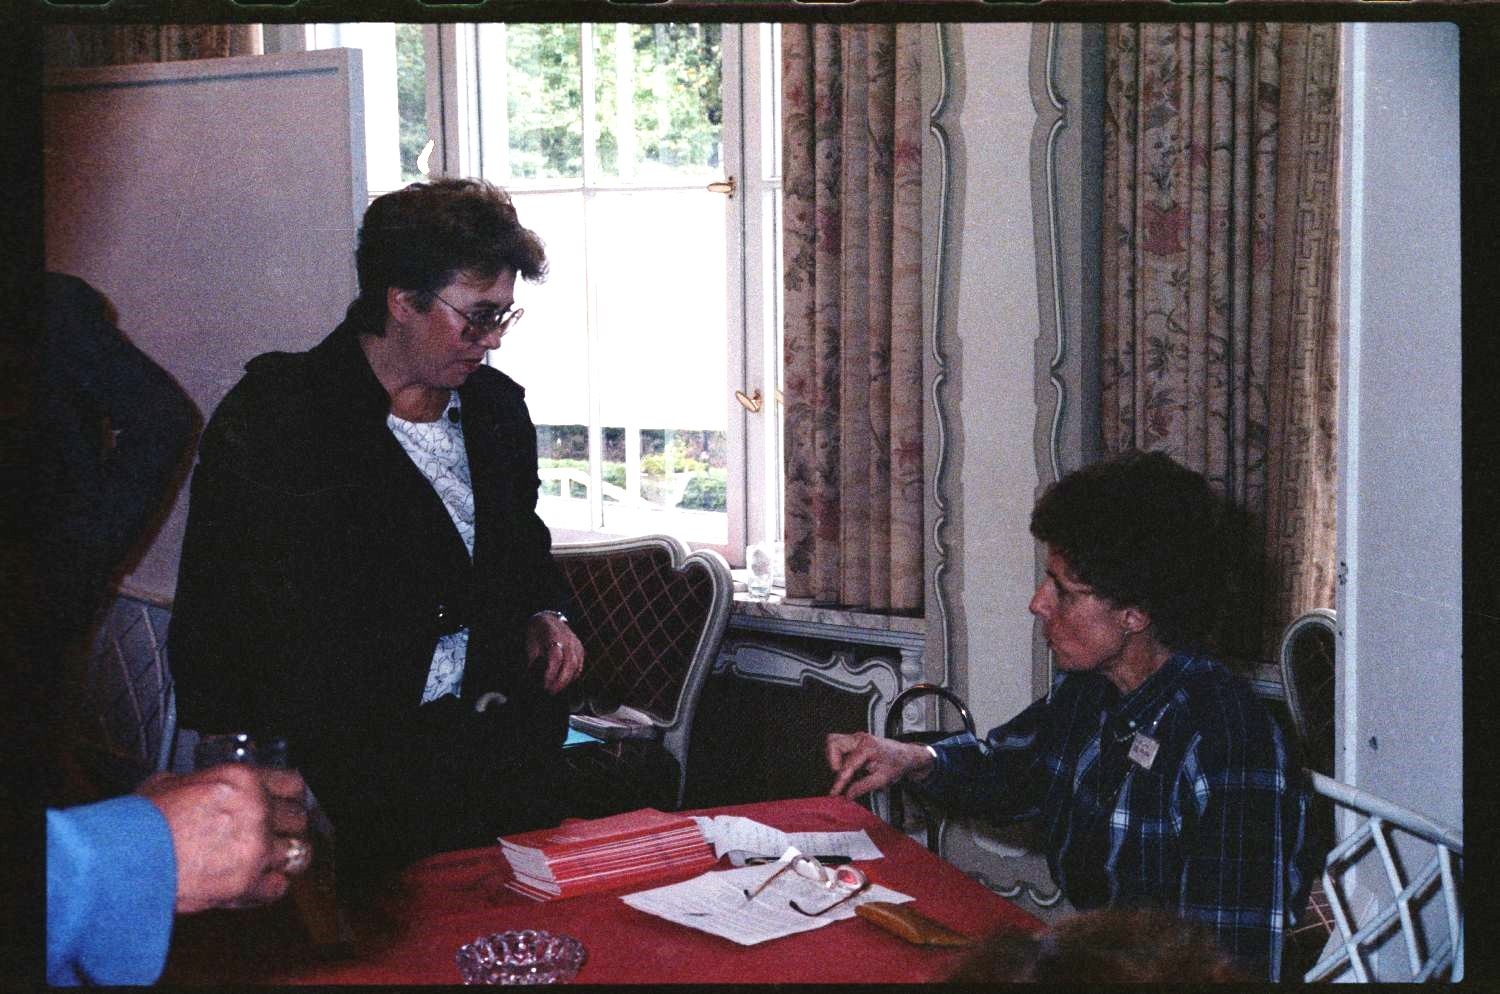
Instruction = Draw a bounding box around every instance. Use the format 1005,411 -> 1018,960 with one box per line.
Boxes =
47,796 -> 178,986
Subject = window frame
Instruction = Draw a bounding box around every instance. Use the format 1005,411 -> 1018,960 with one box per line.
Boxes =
424,22 -> 782,566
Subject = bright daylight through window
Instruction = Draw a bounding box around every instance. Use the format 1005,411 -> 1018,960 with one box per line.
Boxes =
303,22 -> 783,562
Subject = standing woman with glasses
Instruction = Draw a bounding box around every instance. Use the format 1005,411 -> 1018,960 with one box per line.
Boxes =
169,178 -> 585,894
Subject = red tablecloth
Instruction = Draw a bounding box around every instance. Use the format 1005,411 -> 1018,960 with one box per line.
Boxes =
274,795 -> 1044,985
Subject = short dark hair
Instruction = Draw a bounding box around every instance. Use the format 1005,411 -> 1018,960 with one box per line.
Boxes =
1030,450 -> 1226,654
348,177 -> 547,334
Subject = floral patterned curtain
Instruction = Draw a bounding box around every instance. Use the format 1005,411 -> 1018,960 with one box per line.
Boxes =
1101,23 -> 1341,658
44,25 -> 262,69
780,24 -> 924,613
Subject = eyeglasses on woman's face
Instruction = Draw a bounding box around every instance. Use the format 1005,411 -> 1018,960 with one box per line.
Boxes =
430,290 -> 525,344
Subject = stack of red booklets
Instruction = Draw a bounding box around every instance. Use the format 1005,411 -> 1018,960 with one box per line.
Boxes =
499,808 -> 718,901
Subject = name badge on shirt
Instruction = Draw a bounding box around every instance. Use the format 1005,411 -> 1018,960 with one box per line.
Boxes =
1128,732 -> 1159,770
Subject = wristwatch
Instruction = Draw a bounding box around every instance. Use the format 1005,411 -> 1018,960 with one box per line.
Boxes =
531,609 -> 569,625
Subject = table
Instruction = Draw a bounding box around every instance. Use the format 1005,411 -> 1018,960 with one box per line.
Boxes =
272,795 -> 1044,985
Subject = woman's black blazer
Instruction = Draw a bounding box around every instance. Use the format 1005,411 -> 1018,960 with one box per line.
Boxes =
168,319 -> 573,862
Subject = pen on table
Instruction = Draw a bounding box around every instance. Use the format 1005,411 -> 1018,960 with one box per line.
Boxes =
744,854 -> 852,866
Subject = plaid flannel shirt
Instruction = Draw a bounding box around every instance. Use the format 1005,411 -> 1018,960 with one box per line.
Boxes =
916,653 -> 1316,980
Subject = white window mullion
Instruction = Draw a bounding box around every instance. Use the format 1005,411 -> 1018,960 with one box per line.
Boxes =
720,23 -> 750,560
625,426 -> 642,508
732,22 -> 783,555
768,23 -> 785,548
579,25 -> 606,530
422,25 -> 446,176
428,23 -> 480,179
581,23 -> 598,184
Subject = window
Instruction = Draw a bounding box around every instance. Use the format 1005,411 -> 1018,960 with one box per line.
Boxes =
304,22 -> 782,564
301,24 -> 431,196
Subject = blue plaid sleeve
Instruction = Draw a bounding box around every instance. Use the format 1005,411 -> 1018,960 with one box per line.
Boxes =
912,685 -> 1068,822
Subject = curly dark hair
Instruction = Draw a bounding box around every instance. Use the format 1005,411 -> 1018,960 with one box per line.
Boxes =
347,177 -> 548,334
948,908 -> 1249,983
1029,450 -> 1227,654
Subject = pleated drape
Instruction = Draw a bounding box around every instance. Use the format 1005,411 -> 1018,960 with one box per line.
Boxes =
1100,23 -> 1341,657
780,24 -> 924,612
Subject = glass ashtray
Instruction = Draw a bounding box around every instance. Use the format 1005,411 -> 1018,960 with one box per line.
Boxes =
455,930 -> 587,985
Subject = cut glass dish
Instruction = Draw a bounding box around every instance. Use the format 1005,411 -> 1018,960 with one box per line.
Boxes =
455,930 -> 586,985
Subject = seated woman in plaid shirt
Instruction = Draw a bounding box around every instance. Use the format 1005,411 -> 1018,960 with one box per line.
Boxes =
825,451 -> 1318,981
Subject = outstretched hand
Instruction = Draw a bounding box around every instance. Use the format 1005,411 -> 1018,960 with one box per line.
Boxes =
136,764 -> 309,914
825,731 -> 935,800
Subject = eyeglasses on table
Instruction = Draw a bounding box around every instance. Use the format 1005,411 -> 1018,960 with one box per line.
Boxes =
742,853 -> 872,916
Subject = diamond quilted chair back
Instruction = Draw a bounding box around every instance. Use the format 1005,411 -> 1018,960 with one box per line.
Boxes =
561,540 -> 721,721
84,591 -> 178,784
553,535 -> 733,812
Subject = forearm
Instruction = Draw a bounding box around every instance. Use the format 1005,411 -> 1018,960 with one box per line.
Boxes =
907,732 -> 1037,821
46,798 -> 177,986
908,692 -> 1057,821
516,518 -> 571,618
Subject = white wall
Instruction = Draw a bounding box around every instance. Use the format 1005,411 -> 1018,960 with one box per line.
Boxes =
933,22 -> 1467,825
43,50 -> 366,602
928,23 -> 1041,731
1337,23 -> 1463,829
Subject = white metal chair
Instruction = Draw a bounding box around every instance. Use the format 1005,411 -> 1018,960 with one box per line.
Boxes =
1279,608 -> 1337,775
1303,771 -> 1463,982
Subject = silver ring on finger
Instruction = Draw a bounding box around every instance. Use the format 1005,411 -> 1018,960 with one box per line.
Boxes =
277,835 -> 312,876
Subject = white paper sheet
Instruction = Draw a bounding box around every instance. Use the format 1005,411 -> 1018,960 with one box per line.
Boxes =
691,815 -> 883,864
620,854 -> 912,946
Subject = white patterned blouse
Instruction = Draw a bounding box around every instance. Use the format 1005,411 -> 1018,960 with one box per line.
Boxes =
387,390 -> 475,704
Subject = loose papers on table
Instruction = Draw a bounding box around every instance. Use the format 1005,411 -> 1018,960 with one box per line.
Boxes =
621,849 -> 913,946
692,814 -> 883,865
